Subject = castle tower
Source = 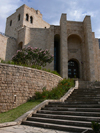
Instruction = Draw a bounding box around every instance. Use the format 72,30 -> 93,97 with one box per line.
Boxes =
5,4 -> 50,38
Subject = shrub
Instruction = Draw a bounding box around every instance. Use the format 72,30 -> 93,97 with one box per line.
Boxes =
91,121 -> 100,132
34,78 -> 74,100
12,46 -> 54,67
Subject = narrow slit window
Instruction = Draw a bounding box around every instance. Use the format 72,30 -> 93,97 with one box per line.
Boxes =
26,14 -> 29,21
10,20 -> 12,26
30,16 -> 33,23
18,14 -> 20,21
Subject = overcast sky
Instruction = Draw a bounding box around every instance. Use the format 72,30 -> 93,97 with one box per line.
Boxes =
0,0 -> 100,38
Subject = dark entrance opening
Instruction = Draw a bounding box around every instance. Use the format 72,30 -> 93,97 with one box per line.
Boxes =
68,60 -> 79,78
18,42 -> 23,50
54,34 -> 60,74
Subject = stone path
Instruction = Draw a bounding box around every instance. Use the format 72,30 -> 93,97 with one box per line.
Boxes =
0,125 -> 69,133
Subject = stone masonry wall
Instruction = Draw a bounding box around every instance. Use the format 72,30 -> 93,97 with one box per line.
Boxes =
60,14 -> 68,78
92,33 -> 99,81
5,5 -> 24,38
18,26 -> 55,71
0,34 -> 7,60
23,5 -> 50,29
0,34 -> 17,61
5,4 -> 50,39
0,63 -> 62,113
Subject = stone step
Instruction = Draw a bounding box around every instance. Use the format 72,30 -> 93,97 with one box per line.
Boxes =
37,110 -> 100,117
46,104 -> 100,108
70,94 -> 100,98
48,102 -> 64,105
71,93 -> 100,96
67,98 -> 100,101
72,91 -> 100,94
49,101 -> 99,105
22,120 -> 91,132
66,99 -> 100,102
33,113 -> 100,122
74,88 -> 100,91
65,101 -> 98,104
21,85 -> 100,132
72,90 -> 100,93
42,107 -> 100,112
70,95 -> 100,97
69,96 -> 100,99
27,117 -> 92,128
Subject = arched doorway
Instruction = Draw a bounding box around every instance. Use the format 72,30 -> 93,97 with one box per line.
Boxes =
68,59 -> 79,78
54,34 -> 60,74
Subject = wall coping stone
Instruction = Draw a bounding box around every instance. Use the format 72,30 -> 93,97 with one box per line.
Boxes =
0,63 -> 62,79
0,80 -> 78,128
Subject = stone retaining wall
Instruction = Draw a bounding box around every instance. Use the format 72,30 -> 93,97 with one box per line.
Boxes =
0,63 -> 63,113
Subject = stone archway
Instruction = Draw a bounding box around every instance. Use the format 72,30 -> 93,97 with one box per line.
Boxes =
68,34 -> 82,79
68,59 -> 80,78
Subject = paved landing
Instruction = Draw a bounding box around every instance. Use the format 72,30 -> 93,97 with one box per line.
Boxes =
0,125 -> 69,133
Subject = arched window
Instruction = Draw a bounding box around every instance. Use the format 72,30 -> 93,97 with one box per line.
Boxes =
30,16 -> 33,23
26,14 -> 29,21
18,14 -> 21,21
10,20 -> 12,26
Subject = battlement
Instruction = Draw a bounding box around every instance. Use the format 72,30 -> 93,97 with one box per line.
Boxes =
18,4 -> 42,17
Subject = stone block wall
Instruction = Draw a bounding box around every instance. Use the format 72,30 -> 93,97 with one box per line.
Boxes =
19,26 -> 48,49
92,33 -> 99,81
5,37 -> 17,61
18,26 -> 55,71
67,21 -> 83,38
0,34 -> 7,60
23,5 -> 50,29
83,16 -> 95,81
0,63 -> 62,113
0,34 -> 17,61
5,5 -> 24,38
5,4 -> 50,39
60,14 -> 68,78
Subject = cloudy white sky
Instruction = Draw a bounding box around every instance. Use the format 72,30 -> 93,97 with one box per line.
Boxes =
0,0 -> 100,38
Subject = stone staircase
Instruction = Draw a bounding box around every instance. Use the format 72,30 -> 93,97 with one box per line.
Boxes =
22,83 -> 100,133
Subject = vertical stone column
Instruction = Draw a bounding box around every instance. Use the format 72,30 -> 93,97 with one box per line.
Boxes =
83,16 -> 95,81
24,26 -> 31,46
46,25 -> 54,71
60,14 -> 68,78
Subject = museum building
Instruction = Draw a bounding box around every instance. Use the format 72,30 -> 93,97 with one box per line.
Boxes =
0,4 -> 100,81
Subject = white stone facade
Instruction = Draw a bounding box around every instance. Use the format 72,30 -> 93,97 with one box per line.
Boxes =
0,4 -> 99,81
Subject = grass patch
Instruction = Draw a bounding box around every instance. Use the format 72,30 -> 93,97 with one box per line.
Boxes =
0,101 -> 41,123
